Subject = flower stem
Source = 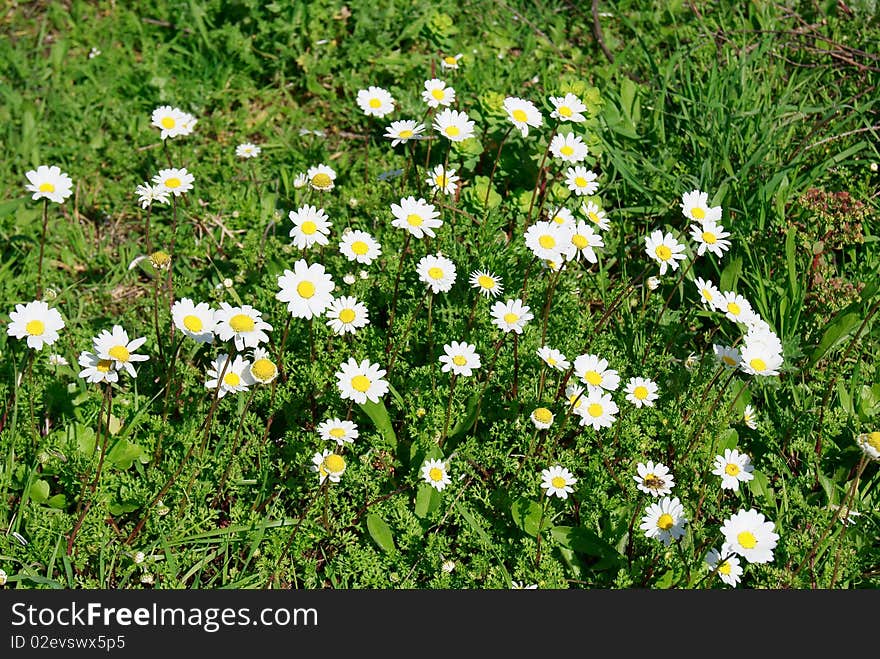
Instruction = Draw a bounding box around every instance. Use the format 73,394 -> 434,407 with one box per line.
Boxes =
36,199 -> 49,300
439,372 -> 457,449
384,232 -> 412,359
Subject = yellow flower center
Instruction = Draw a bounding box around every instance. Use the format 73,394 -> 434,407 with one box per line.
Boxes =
311,173 -> 332,188
369,98 -> 381,108
444,125 -> 460,137
655,245 -> 672,261
164,177 -> 181,189
96,359 -> 112,373
338,308 -> 356,324
559,106 -> 572,117
431,89 -> 445,100
108,345 -> 130,362
398,129 -> 413,139
551,476 -> 566,488
574,176 -> 588,188
691,207 -> 706,220
223,372 -> 241,387
512,109 -> 528,123
538,235 -> 556,249
725,463 -> 741,477
452,355 -> 467,366
722,356 -> 738,366
444,56 -> 458,65
251,358 -> 277,382
39,182 -> 55,193
584,370 -> 602,386
587,403 -> 603,418
737,531 -> 757,549
750,358 -> 767,372
160,116 -> 176,129
229,314 -> 255,332
301,220 -> 317,235
25,320 -> 45,336
547,357 -> 557,366
657,513 -> 674,530
329,427 -> 346,439
351,375 -> 371,393
718,561 -> 732,576
150,250 -> 171,268
476,275 -> 494,290
560,145 -> 574,156
866,432 -> 880,451
324,454 -> 345,473
727,302 -> 741,316
572,234 -> 588,249
351,240 -> 369,255
428,267 -> 444,280
633,386 -> 649,400
435,175 -> 447,187
183,315 -> 203,332
406,213 -> 423,227
702,231 -> 717,244
297,281 -> 316,299
534,407 -> 553,424
429,467 -> 444,482
588,212 -> 601,224
503,313 -> 518,325
701,289 -> 713,301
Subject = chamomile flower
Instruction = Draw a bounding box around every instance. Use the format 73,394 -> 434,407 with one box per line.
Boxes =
384,119 -> 425,147
276,260 -> 336,320
573,353 -> 620,394
564,166 -> 599,196
503,96 -> 543,137
694,277 -> 722,310
204,353 -> 253,398
152,168 -> 194,196
438,341 -> 481,377
640,496 -> 687,546
214,303 -> 273,351
581,201 -> 610,232
135,182 -> 170,209
712,449 -> 755,491
417,253 -> 457,294
713,344 -> 741,369
248,347 -> 278,384
690,220 -> 731,258
680,189 -> 722,223
530,407 -> 554,430
720,509 -> 779,564
422,79 -> 456,108
151,105 -> 195,140
391,196 -> 443,239
312,449 -> 346,484
540,465 -> 577,500
317,418 -> 359,446
325,296 -> 369,335
306,164 -> 336,191
634,461 -> 675,497
549,93 -> 587,122
439,53 -> 463,69
236,143 -> 261,159
490,298 -> 533,334
433,108 -> 475,142
575,389 -> 619,430
339,229 -> 382,265
77,351 -> 118,384
335,357 -> 389,404
547,206 -> 574,228
422,458 -> 451,492
293,172 -> 308,189
288,205 -> 332,249
624,377 -> 659,408
469,269 -> 503,298
537,346 -> 569,372
645,229 -> 687,275
705,546 -> 743,587
563,221 -> 603,263
524,221 -> 568,262
549,132 -> 588,163
738,340 -> 783,377
356,86 -> 395,118
743,404 -> 758,429
25,165 -> 73,204
7,300 -> 65,350
426,164 -> 459,195
93,325 -> 148,378
171,298 -> 216,343
856,431 -> 880,461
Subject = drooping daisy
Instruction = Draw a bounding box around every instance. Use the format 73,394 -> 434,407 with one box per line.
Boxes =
490,298 -> 533,334
248,346 -> 278,384
236,143 -> 261,159
152,168 -> 194,196
204,353 -> 253,398
312,449 -> 346,484
276,260 -> 336,320
391,196 -> 443,239
856,431 -> 880,461
214,303 -> 273,351
573,353 -> 620,394
705,546 -> 743,588
581,200 -> 610,231
547,206 -> 574,228
356,86 -> 395,118
738,337 -> 784,377
438,341 -> 481,377
25,165 -> 74,204
640,496 -> 687,546
575,389 -> 619,431
645,229 -> 687,275
680,189 -> 722,223
712,448 -> 755,492
306,164 -> 337,191
690,220 -> 731,258
634,461 -> 675,497
433,108 -> 475,142
77,350 -> 118,384
720,508 -> 779,564
624,377 -> 659,408
565,384 -> 587,415
422,458 -> 451,492
426,164 -> 459,195
524,221 -> 568,263
713,344 -> 741,369
171,298 -> 216,343
7,300 -> 65,350
48,353 -> 68,366
537,346 -> 569,372
384,119 -> 425,147
647,276 -> 661,291
694,277 -> 722,310
339,229 -> 382,265
317,418 -> 359,446
335,357 -> 389,404
422,79 -> 456,108
93,325 -> 149,378
563,221 -> 604,264
540,465 -> 577,500
325,295 -> 369,335
288,205 -> 332,249
135,182 -> 171,209
151,105 -> 196,140
417,253 -> 457,294
503,97 -> 543,137
549,132 -> 588,163
549,93 -> 587,123
439,53 -> 463,69
564,166 -> 599,196
530,407 -> 554,430
743,404 -> 758,429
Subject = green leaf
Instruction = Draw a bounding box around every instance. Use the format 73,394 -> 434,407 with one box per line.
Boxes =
719,256 -> 742,293
809,312 -> 860,366
455,503 -> 512,584
47,494 -> 67,509
366,513 -> 396,553
747,469 -> 777,513
106,439 -> 146,470
414,483 -> 442,519
717,428 -> 739,452
857,384 -> 880,420
30,479 -> 50,504
550,526 -> 623,565
511,497 -> 547,537
837,379 -> 854,417
359,399 -> 397,449
447,394 -> 480,441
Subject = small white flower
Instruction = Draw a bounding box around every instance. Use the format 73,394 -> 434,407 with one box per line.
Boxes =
549,93 -> 587,122
356,86 -> 395,118
640,496 -> 687,546
720,508 -> 779,564
316,418 -> 359,446
236,143 -> 261,159
7,300 -> 65,350
645,229 -> 687,275
288,205 -> 332,249
25,165 -> 74,204
624,377 -> 659,408
490,298 -> 533,334
339,229 -> 381,265
384,119 -> 425,147
743,404 -> 758,430
438,341 -> 481,377
422,79 -> 456,108
705,545 -> 743,588
135,182 -> 171,209
325,296 -> 370,335
540,465 -> 577,499
712,449 -> 755,491
564,166 -> 599,196
530,407 -> 554,430
549,132 -> 589,163
422,458 -> 452,491
634,461 -> 675,497
416,253 -> 457,294
503,96 -> 543,137
312,449 -> 346,484
93,325 -> 149,378
536,346 -> 569,372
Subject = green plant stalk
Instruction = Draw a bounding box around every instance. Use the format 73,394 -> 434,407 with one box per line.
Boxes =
384,232 -> 412,360
525,121 -> 559,230
36,198 -> 49,300
439,372 -> 458,448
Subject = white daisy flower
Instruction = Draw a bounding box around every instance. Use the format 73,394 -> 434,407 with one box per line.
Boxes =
356,86 -> 395,118
422,79 -> 456,108
524,220 -> 569,263
391,196 -> 442,239
712,448 -> 755,491
93,325 -> 148,378
743,404 -> 758,430
276,260 -> 336,320
645,229 -> 687,275
705,545 -> 743,587
312,449 -> 346,484
573,353 -> 620,394
152,167 -> 194,196
547,206 -> 574,228
433,108 -> 475,142
384,119 -> 425,147
426,164 -> 459,195
490,298 -> 533,334
339,229 -> 382,265
306,164 -> 336,191
565,384 -> 587,415
549,132 -> 588,163
503,96 -> 543,137
288,205 -> 332,249
537,346 -> 569,372
694,277 -> 721,310
171,298 -> 216,343
680,189 -> 722,223
564,166 -> 599,196
422,458 -> 451,492
634,461 -> 675,497
624,377 -> 659,408
530,407 -> 554,430
856,431 -> 880,461
720,508 -> 779,564
469,269 -> 503,298
248,346 -> 278,384
549,93 -> 587,123
540,465 -> 577,500
640,496 -> 687,546
563,221 -> 603,263
713,344 -> 741,369
25,165 -> 74,204
135,182 -> 171,209
438,341 -> 481,377
48,353 -> 68,366
580,200 -> 610,231
6,300 -> 65,350
575,388 -> 619,430
335,357 -> 389,404
214,303 -> 273,351
316,418 -> 359,446
417,253 -> 457,294
293,172 -> 308,189
690,220 -> 731,258
439,53 -> 463,69
151,105 -> 195,140
236,143 -> 261,159
77,350 -> 118,384
204,353 -> 253,398
739,338 -> 783,377
510,581 -> 539,589
325,296 -> 369,335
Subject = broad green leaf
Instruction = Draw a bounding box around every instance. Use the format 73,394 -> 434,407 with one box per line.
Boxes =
837,379 -> 854,416
455,503 -> 512,584
30,479 -> 50,504
857,384 -> 880,420
359,399 -> 397,449
106,439 -> 146,470
447,394 -> 480,441
47,494 -> 67,509
717,428 -> 739,452
366,513 -> 396,553
809,312 -> 860,366
747,469 -> 776,512
719,256 -> 742,293
414,483 -> 442,519
511,497 -> 547,537
550,526 -> 622,565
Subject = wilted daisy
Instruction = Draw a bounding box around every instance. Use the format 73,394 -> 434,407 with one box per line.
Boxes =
530,407 -> 554,430
214,303 -> 273,351
235,143 -> 261,159
680,189 -> 722,223
356,86 -> 395,118
713,344 -> 741,369
563,221 -> 603,263
7,300 -> 65,350
384,119 -> 425,147
547,206 -> 574,228
438,341 -> 481,377
581,200 -> 610,231
25,165 -> 73,204
712,448 -> 755,492
317,418 -> 359,446
93,325 -> 148,378
135,182 -> 171,209
573,353 -> 620,394
77,351 -> 118,384
564,166 -> 599,196
440,52 -> 463,69
204,353 -> 253,398
433,108 -> 475,142
705,546 -> 743,587
391,196 -> 443,239
151,105 -> 196,140
422,458 -> 451,492
417,253 -> 457,294
634,461 -> 675,497
306,164 -> 336,191
152,168 -> 194,196
694,277 -> 722,310
48,353 -> 68,366
288,205 -> 332,249
248,346 -> 278,384
743,404 -> 758,429
537,346 -> 569,372
312,449 -> 346,484
720,508 -> 779,564
335,357 -> 389,404
645,229 -> 687,275
624,377 -> 659,408
640,496 -> 687,546
171,298 -> 216,343
276,260 -> 336,320
856,431 -> 880,461
490,298 -> 533,334
549,132 -> 588,163
504,97 -> 543,137
469,270 -> 503,298
339,229 -> 381,265
325,296 -> 369,335
690,220 -> 731,258
549,93 -> 587,123
426,164 -> 459,195
575,389 -> 619,430
540,465 -> 577,499
422,79 -> 456,108
646,276 -> 661,291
